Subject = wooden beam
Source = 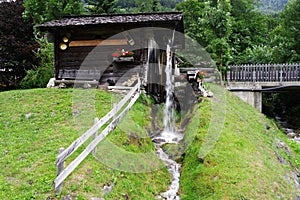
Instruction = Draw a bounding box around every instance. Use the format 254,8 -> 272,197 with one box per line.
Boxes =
69,39 -> 128,47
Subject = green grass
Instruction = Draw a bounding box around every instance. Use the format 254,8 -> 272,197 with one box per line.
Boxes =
180,84 -> 300,199
0,88 -> 169,199
2,86 -> 300,199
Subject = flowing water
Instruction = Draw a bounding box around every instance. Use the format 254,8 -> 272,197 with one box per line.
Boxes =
276,116 -> 300,143
150,36 -> 183,199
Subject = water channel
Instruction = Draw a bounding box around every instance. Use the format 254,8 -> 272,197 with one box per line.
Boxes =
148,37 -> 183,199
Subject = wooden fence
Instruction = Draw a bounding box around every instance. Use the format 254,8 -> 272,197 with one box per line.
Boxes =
54,79 -> 141,193
227,64 -> 300,82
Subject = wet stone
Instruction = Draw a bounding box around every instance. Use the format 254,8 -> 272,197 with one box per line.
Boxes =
287,132 -> 297,138
152,138 -> 166,143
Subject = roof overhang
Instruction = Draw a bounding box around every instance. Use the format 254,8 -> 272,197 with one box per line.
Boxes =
36,12 -> 184,33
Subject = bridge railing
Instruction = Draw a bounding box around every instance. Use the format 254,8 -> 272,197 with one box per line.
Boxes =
227,64 -> 300,82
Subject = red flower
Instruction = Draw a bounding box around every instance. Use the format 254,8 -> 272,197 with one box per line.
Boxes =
112,53 -> 121,57
112,49 -> 134,57
197,71 -> 206,79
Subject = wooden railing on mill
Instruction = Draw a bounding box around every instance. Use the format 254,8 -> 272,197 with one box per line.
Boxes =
227,63 -> 300,82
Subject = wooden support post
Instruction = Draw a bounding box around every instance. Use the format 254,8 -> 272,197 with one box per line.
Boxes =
113,103 -> 117,121
91,118 -> 99,156
280,65 -> 283,83
56,148 -> 65,194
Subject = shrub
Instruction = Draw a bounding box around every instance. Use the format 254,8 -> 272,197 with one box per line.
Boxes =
21,39 -> 54,88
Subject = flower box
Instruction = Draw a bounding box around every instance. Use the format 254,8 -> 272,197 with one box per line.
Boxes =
112,49 -> 134,62
113,56 -> 134,62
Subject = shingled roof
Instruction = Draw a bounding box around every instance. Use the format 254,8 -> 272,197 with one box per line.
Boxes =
37,12 -> 183,31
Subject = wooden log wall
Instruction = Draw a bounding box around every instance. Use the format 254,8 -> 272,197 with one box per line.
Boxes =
227,64 -> 300,82
54,26 -> 141,81
56,44 -> 130,80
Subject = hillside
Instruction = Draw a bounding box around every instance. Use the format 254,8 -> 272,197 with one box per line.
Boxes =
180,84 -> 300,199
257,0 -> 288,13
0,87 -> 300,199
0,89 -> 170,199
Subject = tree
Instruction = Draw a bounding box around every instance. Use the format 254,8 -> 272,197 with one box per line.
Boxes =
275,0 -> 300,62
132,0 -> 163,12
176,0 -> 233,77
229,0 -> 272,64
84,0 -> 118,14
23,0 -> 84,25
0,0 -> 38,89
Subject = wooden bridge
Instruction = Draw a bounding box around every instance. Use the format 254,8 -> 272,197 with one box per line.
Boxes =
226,63 -> 300,111
227,63 -> 300,83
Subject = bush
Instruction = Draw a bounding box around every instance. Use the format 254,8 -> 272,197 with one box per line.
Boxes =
21,39 -> 54,88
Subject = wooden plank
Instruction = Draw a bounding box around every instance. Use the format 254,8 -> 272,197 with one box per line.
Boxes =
298,65 -> 300,81
266,64 -> 270,81
55,148 -> 65,194
58,69 -> 103,80
54,90 -> 141,190
62,45 -> 128,53
226,66 -> 231,82
60,54 -> 110,62
54,80 -> 99,85
91,118 -> 99,156
56,80 -> 140,166
69,39 -> 128,47
108,86 -> 134,90
60,60 -> 110,67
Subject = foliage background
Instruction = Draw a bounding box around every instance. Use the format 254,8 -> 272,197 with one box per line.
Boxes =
0,0 -> 299,90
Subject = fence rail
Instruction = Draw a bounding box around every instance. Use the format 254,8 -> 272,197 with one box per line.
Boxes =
227,64 -> 300,82
54,79 -> 141,193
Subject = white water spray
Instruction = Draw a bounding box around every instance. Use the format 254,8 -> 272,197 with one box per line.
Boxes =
144,37 -> 158,86
163,43 -> 175,133
153,33 -> 183,200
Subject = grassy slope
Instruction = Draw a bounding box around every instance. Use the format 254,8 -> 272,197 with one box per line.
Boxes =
0,88 -> 169,199
2,86 -> 300,199
180,84 -> 300,199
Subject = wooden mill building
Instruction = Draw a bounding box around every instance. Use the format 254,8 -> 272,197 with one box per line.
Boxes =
37,12 -> 184,93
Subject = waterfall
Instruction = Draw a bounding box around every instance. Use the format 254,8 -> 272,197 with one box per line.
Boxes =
163,43 -> 175,133
152,32 -> 183,200
144,37 -> 158,86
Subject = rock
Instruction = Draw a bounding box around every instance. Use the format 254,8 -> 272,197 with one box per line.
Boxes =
152,138 -> 166,144
83,83 -> 91,89
25,113 -> 32,119
198,157 -> 204,163
46,78 -> 55,88
264,123 -> 271,130
275,151 -> 287,165
72,110 -> 80,116
3,150 -> 9,155
202,91 -> 208,97
102,183 -> 114,195
58,83 -> 67,88
207,91 -> 214,97
295,137 -> 300,143
62,195 -> 72,200
98,85 -> 108,90
276,139 -> 291,155
287,132 -> 297,138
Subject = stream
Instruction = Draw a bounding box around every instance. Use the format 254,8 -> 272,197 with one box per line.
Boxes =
276,116 -> 300,143
149,36 -> 183,199
153,131 -> 183,200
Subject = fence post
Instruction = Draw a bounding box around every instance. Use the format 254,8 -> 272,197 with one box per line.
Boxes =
113,103 -> 118,121
92,117 -> 99,156
280,64 -> 283,83
56,148 -> 65,194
